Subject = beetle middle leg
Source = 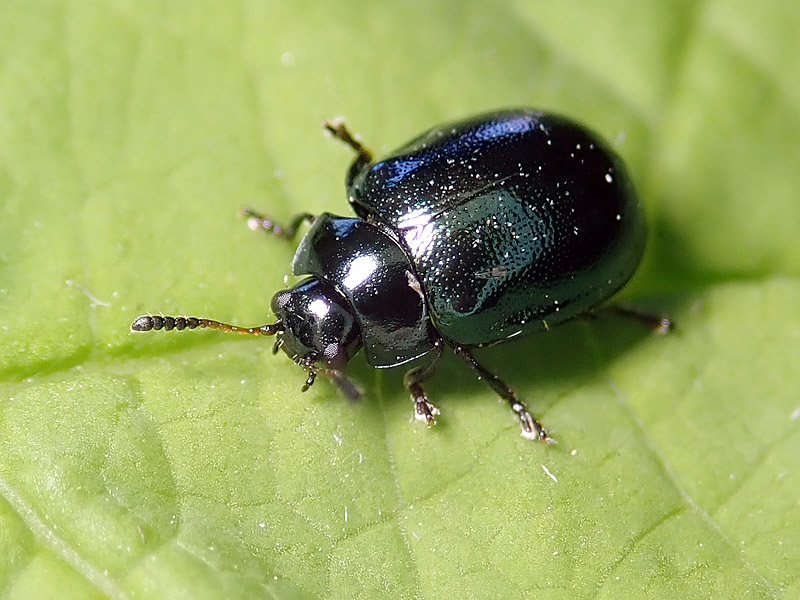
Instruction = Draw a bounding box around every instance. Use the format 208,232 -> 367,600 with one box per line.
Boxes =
240,208 -> 314,241
403,342 -> 443,425
453,346 -> 554,443
323,119 -> 373,188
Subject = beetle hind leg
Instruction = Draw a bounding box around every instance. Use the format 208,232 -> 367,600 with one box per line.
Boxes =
403,343 -> 443,425
454,346 -> 555,443
611,305 -> 673,334
584,305 -> 673,334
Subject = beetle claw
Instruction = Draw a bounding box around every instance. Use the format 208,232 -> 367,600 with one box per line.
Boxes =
414,397 -> 440,425
519,412 -> 556,444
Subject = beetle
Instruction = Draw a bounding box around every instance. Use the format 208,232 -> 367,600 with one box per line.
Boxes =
131,108 -> 670,442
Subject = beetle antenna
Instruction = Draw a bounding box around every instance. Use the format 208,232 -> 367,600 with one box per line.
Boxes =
131,315 -> 283,336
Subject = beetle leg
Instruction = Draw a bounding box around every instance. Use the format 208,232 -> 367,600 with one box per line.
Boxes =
320,368 -> 362,402
323,119 -> 374,188
240,207 -> 314,241
403,342 -> 443,426
584,305 -> 673,334
611,305 -> 674,334
296,355 -> 362,402
453,347 -> 555,443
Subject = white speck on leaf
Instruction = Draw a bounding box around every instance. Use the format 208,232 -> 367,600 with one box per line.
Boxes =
65,280 -> 110,307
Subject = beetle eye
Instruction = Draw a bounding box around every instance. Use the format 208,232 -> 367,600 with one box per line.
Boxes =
323,342 -> 341,360
272,290 -> 292,309
322,341 -> 350,369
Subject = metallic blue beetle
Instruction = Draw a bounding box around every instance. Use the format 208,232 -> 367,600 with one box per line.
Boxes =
132,108 -> 668,442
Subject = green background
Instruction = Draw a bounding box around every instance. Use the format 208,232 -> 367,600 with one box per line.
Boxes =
1,1 -> 798,598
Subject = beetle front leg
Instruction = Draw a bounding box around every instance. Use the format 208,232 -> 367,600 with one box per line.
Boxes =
403,342 -> 443,425
454,346 -> 555,443
241,207 -> 314,241
296,357 -> 362,402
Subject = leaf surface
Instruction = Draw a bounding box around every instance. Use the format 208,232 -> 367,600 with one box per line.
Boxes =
1,1 -> 798,598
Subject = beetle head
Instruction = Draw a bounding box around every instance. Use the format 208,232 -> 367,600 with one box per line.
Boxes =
271,277 -> 362,371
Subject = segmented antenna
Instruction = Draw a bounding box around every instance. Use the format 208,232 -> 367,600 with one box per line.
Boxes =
130,314 -> 362,402
130,315 -> 283,336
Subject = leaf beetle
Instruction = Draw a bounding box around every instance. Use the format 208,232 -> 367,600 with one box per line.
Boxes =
132,108 -> 670,442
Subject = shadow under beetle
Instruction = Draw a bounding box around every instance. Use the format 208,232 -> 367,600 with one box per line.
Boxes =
132,108 -> 671,442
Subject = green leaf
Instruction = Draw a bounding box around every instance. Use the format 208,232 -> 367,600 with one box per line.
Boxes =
1,1 -> 798,598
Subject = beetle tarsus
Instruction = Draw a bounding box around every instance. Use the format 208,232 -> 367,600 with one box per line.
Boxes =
413,394 -> 440,425
323,119 -> 373,163
516,407 -> 556,443
454,346 -> 554,443
403,343 -> 443,426
241,207 -> 314,241
323,119 -> 374,189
